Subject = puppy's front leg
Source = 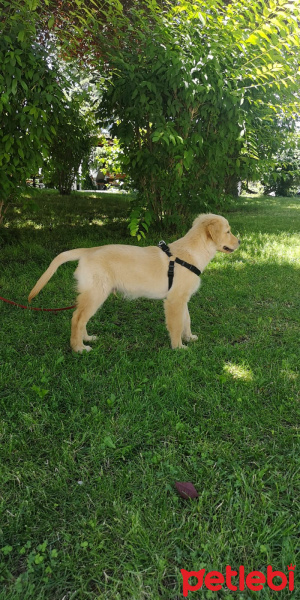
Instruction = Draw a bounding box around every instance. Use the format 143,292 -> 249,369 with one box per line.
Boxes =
83,327 -> 98,342
182,304 -> 198,343
164,297 -> 188,349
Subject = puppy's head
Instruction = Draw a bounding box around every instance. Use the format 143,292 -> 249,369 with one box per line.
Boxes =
193,213 -> 240,253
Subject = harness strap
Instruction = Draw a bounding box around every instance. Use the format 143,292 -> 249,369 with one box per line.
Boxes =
157,240 -> 173,257
158,240 -> 201,290
168,260 -> 175,291
175,257 -> 201,277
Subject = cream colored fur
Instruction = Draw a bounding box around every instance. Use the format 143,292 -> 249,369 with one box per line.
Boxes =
28,213 -> 240,352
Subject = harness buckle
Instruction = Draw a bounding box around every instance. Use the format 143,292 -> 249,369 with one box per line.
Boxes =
158,240 -> 173,258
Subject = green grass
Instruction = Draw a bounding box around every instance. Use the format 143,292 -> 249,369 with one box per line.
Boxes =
0,191 -> 299,600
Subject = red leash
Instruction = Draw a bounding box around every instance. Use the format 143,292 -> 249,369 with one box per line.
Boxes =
0,296 -> 76,312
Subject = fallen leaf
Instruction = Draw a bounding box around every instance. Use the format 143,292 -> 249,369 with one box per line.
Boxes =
175,481 -> 198,499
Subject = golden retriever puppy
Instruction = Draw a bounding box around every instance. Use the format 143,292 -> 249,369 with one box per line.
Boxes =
28,213 -> 240,352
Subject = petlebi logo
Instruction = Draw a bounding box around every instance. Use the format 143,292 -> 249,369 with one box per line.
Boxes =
181,565 -> 295,596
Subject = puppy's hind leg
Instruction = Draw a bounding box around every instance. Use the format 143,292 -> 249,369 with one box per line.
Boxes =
70,288 -> 109,352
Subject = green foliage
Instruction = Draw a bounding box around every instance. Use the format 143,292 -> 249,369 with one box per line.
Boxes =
0,0 -> 65,208
4,539 -> 60,593
43,98 -> 96,195
1,0 -> 300,228
128,208 -> 152,241
93,136 -> 124,178
262,136 -> 300,196
95,0 -> 300,230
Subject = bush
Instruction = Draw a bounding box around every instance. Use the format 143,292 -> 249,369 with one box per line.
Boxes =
262,145 -> 300,197
0,1 -> 65,207
43,99 -> 95,195
97,1 -> 300,232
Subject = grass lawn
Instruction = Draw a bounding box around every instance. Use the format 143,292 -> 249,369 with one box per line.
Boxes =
0,190 -> 299,600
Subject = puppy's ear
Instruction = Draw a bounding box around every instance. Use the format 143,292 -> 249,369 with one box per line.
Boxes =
206,219 -> 222,243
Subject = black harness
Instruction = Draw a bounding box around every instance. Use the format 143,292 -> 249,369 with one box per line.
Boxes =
158,240 -> 201,290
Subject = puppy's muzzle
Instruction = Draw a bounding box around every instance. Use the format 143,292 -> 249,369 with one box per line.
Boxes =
223,239 -> 241,252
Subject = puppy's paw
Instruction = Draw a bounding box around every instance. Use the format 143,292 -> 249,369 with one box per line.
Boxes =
172,343 -> 188,350
81,345 -> 92,352
83,335 -> 98,342
189,334 -> 198,342
182,334 -> 198,342
73,345 -> 93,353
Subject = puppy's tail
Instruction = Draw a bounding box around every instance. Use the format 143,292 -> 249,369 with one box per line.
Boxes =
28,249 -> 86,302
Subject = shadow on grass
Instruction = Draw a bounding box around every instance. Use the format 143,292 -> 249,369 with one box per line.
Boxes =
2,189 -> 134,233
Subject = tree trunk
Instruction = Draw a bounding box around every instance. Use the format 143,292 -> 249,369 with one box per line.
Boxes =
225,175 -> 241,197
